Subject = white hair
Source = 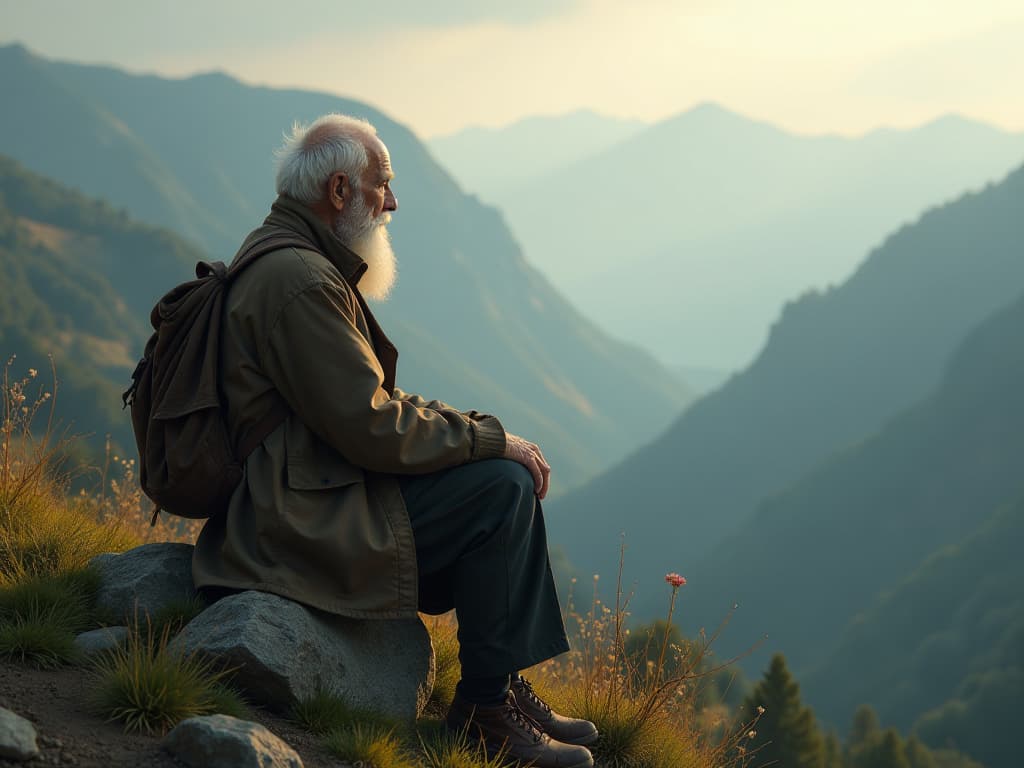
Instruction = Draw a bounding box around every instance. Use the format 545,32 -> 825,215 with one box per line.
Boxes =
274,114 -> 379,204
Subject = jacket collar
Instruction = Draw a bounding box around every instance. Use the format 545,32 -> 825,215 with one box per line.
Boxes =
256,195 -> 398,395
262,195 -> 368,287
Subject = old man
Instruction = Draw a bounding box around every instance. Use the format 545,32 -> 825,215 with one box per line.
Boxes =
192,114 -> 597,767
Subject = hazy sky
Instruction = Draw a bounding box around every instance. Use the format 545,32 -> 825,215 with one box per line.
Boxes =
3,0 -> 1022,138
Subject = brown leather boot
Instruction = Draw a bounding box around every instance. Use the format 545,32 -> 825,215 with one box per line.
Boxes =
511,676 -> 599,746
446,691 -> 595,768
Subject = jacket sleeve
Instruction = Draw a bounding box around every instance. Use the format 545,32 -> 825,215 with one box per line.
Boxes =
390,387 -> 453,412
391,387 -> 497,424
259,278 -> 506,473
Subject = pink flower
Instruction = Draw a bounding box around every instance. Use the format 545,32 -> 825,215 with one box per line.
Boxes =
665,573 -> 687,588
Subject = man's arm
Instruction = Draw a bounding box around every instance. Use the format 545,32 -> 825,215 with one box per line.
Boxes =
260,277 -> 506,473
392,387 -> 496,423
391,380 -> 550,497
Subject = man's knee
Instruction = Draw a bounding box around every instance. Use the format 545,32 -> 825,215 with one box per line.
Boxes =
484,459 -> 535,500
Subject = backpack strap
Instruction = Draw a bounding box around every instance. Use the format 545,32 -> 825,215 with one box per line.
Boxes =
237,398 -> 291,460
230,233 -> 318,277
223,232 -> 321,459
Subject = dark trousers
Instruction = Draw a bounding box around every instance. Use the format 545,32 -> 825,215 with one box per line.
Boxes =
399,459 -> 569,678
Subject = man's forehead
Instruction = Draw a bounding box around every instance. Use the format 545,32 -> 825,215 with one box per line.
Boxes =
378,145 -> 393,176
366,138 -> 394,177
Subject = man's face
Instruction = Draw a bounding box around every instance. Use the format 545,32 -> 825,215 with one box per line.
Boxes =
332,137 -> 399,301
357,139 -> 397,219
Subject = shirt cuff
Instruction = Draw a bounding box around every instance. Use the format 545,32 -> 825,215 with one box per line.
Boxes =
469,415 -> 506,461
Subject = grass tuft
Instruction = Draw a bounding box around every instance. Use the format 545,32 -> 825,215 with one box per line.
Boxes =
0,569 -> 98,630
147,595 -> 207,641
323,723 -> 417,768
89,623 -> 241,734
418,726 -> 513,768
0,568 -> 103,667
424,613 -> 460,718
206,682 -> 251,720
291,688 -> 399,736
0,604 -> 80,667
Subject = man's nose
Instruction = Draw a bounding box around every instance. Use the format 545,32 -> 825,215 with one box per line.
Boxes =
385,188 -> 398,212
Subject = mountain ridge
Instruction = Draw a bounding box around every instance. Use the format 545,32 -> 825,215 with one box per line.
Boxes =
547,160 -> 1024,619
0,43 -> 693,492
468,98 -> 1024,370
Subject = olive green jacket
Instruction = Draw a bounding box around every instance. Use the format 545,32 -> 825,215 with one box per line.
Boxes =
192,196 -> 507,618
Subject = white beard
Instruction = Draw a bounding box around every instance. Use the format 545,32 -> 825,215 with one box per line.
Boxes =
333,197 -> 398,301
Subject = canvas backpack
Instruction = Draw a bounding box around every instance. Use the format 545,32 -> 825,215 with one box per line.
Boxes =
122,232 -> 315,524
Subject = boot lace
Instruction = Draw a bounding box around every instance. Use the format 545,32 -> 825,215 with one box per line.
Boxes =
505,697 -> 544,742
517,676 -> 552,716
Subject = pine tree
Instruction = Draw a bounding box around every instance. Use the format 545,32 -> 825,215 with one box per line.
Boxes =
741,653 -> 824,768
904,735 -> 937,768
849,705 -> 881,749
874,729 -> 911,768
823,729 -> 845,768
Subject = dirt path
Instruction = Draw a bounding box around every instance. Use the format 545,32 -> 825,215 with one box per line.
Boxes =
0,660 -> 347,767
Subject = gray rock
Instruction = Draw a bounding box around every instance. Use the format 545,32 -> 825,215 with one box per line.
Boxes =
0,707 -> 39,761
171,591 -> 434,721
73,626 -> 130,658
163,714 -> 302,768
90,542 -> 196,622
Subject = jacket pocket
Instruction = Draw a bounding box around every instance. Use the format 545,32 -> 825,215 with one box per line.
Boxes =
286,458 -> 364,490
284,414 -> 365,490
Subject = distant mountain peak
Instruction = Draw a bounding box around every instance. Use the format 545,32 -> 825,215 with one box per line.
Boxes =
919,112 -> 1011,135
0,41 -> 37,64
656,101 -> 788,139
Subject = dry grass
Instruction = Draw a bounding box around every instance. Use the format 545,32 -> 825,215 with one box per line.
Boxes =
0,358 -> 140,585
518,544 -> 762,768
424,612 -> 461,719
417,726 -> 515,768
323,723 -> 418,768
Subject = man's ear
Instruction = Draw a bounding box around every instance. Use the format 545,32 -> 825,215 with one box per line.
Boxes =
328,171 -> 348,212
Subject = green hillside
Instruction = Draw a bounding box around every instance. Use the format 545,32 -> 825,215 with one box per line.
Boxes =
548,161 -> 1024,618
805,497 -> 1024,768
0,154 -> 201,449
0,42 -> 692,493
688,284 -> 1024,671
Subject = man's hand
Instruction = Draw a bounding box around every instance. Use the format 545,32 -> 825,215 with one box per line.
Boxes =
504,433 -> 551,500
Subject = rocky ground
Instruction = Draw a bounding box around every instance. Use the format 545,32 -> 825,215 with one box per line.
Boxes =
0,660 -> 347,767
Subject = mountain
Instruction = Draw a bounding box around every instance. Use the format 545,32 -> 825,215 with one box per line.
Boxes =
484,102 -> 1024,371
427,110 -> 646,202
688,285 -> 1024,678
803,496 -> 1024,768
0,43 -> 693,493
547,161 -> 1024,618
0,154 -> 202,448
